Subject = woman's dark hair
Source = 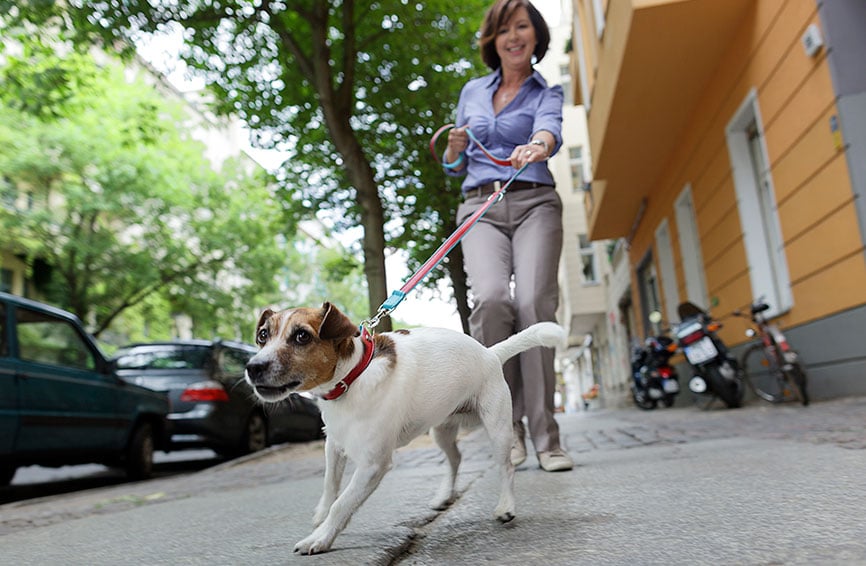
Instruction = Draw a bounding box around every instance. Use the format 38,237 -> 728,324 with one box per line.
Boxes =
478,0 -> 551,70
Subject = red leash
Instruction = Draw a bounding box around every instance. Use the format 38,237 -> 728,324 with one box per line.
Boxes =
361,125 -> 526,330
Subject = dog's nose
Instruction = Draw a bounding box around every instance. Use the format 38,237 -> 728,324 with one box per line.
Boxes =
245,360 -> 270,384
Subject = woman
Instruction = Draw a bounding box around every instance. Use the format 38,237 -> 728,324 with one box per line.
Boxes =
443,0 -> 572,472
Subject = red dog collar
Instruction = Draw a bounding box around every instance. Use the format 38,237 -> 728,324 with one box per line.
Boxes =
322,328 -> 375,401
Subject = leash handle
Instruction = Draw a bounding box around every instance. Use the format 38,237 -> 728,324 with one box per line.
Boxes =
429,124 -> 512,168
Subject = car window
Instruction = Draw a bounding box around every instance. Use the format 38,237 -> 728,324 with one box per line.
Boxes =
115,346 -> 210,370
221,348 -> 251,374
15,306 -> 96,370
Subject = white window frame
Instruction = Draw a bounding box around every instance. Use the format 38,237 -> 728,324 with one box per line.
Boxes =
654,218 -> 680,324
559,63 -> 573,106
592,0 -> 606,39
726,88 -> 793,317
675,184 -> 709,310
572,11 -> 591,111
578,233 -> 599,285
569,145 -> 585,193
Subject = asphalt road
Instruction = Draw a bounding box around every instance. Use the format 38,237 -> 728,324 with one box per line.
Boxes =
2,397 -> 865,564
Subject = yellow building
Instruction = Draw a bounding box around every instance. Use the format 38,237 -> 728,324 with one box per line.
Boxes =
572,0 -> 866,399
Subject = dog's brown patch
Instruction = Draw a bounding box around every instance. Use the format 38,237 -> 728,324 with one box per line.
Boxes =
372,333 -> 397,370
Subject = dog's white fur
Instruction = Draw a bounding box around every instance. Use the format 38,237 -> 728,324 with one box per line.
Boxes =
244,302 -> 564,555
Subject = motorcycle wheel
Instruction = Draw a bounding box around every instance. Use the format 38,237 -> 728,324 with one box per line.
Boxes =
661,395 -> 676,408
705,364 -> 743,409
632,388 -> 658,410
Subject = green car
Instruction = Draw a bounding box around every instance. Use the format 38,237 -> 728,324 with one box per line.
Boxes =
0,292 -> 169,486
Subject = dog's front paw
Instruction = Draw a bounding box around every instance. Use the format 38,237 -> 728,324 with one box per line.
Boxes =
294,528 -> 335,555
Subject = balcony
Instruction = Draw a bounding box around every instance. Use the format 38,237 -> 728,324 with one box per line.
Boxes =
582,0 -> 751,239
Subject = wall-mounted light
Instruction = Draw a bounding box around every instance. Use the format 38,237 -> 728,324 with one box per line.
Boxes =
802,23 -> 824,58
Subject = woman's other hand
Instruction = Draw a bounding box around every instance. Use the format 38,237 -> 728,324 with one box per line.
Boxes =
446,127 -> 469,166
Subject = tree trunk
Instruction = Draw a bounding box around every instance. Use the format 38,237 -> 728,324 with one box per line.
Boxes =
306,2 -> 392,331
326,122 -> 392,331
446,243 -> 472,335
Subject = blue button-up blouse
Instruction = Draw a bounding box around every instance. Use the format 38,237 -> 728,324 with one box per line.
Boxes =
446,68 -> 563,193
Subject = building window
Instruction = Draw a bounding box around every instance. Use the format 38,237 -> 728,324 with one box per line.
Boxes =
1,269 -> 12,293
675,184 -> 709,309
726,89 -> 793,317
559,64 -> 573,106
636,252 -> 662,335
1,176 -> 15,209
579,234 -> 598,284
592,0 -> 606,39
654,219 -> 680,324
569,146 -> 585,193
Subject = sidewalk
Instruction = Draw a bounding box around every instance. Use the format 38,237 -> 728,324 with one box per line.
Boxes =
2,397 -> 866,564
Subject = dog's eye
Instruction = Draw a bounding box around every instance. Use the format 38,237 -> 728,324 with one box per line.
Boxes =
294,330 -> 312,345
256,328 -> 269,345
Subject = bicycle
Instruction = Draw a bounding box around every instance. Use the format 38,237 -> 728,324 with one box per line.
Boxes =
734,299 -> 809,406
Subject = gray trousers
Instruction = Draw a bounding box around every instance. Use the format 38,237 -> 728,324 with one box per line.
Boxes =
457,186 -> 563,453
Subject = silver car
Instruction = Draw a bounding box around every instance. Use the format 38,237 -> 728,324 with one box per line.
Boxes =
113,340 -> 323,458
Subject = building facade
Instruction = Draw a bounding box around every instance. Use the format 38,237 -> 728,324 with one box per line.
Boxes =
535,6 -> 615,411
571,0 -> 866,400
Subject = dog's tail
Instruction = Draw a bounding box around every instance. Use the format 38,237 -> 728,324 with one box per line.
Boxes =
489,322 -> 565,364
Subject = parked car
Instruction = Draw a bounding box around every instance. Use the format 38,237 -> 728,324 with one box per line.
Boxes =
112,340 -> 323,458
0,292 -> 170,486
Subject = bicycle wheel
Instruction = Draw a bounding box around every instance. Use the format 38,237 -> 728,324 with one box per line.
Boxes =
783,357 -> 810,406
742,343 -> 792,403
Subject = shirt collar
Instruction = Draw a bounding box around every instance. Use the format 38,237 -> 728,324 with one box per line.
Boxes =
484,68 -> 549,90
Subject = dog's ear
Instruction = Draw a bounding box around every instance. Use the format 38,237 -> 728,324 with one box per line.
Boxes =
255,308 -> 276,342
318,302 -> 360,341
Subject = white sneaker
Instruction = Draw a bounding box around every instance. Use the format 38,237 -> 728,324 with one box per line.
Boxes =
510,422 -> 527,466
538,448 -> 574,472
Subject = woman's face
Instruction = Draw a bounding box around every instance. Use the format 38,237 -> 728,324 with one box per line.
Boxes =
495,6 -> 536,72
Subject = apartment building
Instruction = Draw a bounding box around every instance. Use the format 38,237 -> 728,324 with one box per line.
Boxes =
571,0 -> 866,400
535,5 -> 616,411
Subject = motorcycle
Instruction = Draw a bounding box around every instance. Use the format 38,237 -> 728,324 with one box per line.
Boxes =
630,319 -> 680,410
674,302 -> 745,409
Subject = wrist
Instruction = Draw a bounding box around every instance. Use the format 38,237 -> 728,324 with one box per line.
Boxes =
530,138 -> 549,156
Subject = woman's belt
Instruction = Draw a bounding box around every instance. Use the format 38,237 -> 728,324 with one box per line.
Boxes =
464,180 -> 551,198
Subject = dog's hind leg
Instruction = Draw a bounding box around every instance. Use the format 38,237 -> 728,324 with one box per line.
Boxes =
295,461 -> 390,555
313,436 -> 347,527
429,420 -> 461,510
479,381 -> 516,523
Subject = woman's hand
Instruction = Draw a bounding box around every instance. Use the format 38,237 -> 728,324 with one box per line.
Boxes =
445,127 -> 469,166
510,140 -> 548,169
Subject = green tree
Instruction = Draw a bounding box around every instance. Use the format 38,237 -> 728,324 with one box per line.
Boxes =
3,0 -> 489,332
0,40 -> 287,338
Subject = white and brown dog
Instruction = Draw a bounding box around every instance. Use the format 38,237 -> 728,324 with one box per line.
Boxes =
244,302 -> 563,555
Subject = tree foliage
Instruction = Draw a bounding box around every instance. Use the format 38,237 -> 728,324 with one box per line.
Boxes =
0,35 -> 287,339
3,0 -> 490,332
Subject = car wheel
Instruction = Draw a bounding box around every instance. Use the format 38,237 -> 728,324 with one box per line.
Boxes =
125,422 -> 155,481
240,412 -> 268,455
0,463 -> 17,486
